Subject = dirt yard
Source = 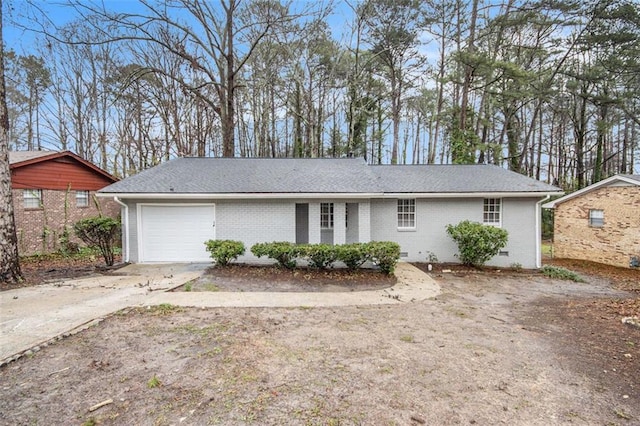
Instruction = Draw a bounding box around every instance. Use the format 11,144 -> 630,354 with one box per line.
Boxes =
184,263 -> 396,292
0,260 -> 638,425
0,253 -> 122,292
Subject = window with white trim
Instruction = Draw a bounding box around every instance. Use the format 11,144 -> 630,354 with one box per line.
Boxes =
23,189 -> 43,209
483,198 -> 501,225
589,209 -> 604,227
76,190 -> 90,207
320,203 -> 334,229
397,199 -> 415,229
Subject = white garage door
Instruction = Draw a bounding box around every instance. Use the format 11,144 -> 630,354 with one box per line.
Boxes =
139,204 -> 215,262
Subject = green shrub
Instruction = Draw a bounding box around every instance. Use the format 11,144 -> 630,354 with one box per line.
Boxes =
336,243 -> 371,270
73,216 -> 120,266
204,239 -> 245,266
540,265 -> 585,282
299,244 -> 338,269
58,226 -> 80,255
445,220 -> 508,267
368,241 -> 401,274
251,242 -> 300,269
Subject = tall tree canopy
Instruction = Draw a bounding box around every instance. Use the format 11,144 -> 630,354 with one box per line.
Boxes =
2,0 -> 638,188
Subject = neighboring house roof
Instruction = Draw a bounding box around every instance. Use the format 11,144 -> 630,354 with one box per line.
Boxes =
624,174 -> 640,184
9,150 -> 117,190
8,151 -> 56,164
543,174 -> 640,209
99,157 -> 561,199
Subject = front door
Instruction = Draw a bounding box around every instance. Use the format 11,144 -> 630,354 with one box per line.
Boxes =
295,203 -> 309,244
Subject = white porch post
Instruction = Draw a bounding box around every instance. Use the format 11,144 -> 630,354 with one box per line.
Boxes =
359,201 -> 371,242
333,202 -> 346,245
308,203 -> 321,244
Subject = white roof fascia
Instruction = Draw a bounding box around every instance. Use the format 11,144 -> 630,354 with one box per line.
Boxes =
380,191 -> 563,199
542,175 -> 639,208
98,191 -> 562,200
96,192 -> 382,200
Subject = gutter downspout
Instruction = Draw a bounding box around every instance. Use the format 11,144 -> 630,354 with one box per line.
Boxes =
535,195 -> 551,269
114,196 -> 130,263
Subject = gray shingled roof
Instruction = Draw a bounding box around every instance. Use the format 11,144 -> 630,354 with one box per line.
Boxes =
101,158 -> 377,194
9,151 -> 57,164
100,157 -> 561,195
369,164 -> 560,193
622,174 -> 640,183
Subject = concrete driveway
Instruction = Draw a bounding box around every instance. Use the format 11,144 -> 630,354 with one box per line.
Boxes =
0,262 -> 439,365
0,263 -> 207,364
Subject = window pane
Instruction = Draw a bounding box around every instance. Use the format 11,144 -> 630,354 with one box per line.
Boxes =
589,209 -> 604,227
76,190 -> 89,207
397,199 -> 415,228
321,203 -> 334,229
483,198 -> 501,224
23,189 -> 42,209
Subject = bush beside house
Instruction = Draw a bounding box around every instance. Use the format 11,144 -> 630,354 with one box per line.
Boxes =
446,220 -> 509,267
74,216 -> 121,266
245,241 -> 401,275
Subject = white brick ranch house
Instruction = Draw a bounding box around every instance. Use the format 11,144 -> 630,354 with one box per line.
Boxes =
98,158 -> 562,268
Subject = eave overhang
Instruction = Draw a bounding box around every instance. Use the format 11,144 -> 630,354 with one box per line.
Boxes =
98,191 -> 563,200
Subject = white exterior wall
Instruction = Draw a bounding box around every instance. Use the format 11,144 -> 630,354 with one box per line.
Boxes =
333,202 -> 346,245
308,203 -> 321,244
125,200 -> 139,262
370,197 -> 540,268
216,200 -> 295,263
500,198 -> 539,268
123,196 -> 540,267
124,198 -> 372,263
358,201 -> 371,242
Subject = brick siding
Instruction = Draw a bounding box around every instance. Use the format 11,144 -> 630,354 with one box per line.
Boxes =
553,185 -> 640,268
12,189 -> 120,256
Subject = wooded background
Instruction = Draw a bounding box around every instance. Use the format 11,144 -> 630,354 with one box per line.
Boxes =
5,0 -> 640,190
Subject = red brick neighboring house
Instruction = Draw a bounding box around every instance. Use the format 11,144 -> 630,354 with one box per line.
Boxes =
9,151 -> 119,255
543,174 -> 640,269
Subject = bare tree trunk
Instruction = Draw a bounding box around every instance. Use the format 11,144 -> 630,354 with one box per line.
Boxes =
459,0 -> 478,135
0,1 -> 23,283
621,116 -> 629,173
222,0 -> 236,157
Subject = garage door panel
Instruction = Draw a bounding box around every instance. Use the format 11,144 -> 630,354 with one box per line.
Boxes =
140,205 -> 215,262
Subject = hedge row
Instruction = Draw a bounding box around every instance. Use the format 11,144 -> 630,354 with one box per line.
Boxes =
204,240 -> 401,275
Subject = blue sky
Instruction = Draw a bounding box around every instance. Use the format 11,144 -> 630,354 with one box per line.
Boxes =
4,0 -> 357,55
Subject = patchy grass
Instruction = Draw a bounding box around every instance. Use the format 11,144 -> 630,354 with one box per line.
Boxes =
147,375 -> 162,389
541,265 -> 585,282
146,303 -> 183,315
399,335 -> 414,343
545,258 -> 640,292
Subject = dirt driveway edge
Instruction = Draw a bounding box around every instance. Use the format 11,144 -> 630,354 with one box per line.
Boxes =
0,265 -> 208,365
0,263 -> 439,366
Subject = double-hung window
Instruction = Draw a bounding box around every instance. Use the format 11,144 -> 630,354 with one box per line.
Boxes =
397,199 -> 416,229
76,190 -> 90,207
483,198 -> 501,226
589,209 -> 604,227
23,189 -> 43,209
320,203 -> 334,229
